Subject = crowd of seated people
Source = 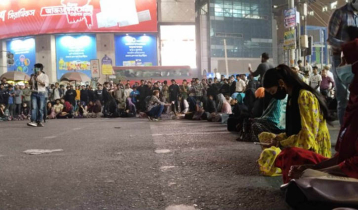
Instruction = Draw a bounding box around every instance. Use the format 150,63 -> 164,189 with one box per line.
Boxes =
0,44 -> 357,208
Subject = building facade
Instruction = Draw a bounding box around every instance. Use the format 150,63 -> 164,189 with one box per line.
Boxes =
0,0 -> 197,84
196,0 -> 276,76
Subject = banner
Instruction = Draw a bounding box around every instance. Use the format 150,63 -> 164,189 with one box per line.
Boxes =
0,0 -> 157,40
90,59 -> 100,78
284,8 -> 297,28
56,34 -> 97,80
284,29 -> 296,50
115,34 -> 157,67
101,55 -> 114,75
7,38 -> 36,76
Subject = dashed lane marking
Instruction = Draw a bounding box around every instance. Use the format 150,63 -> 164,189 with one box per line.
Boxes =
155,149 -> 171,154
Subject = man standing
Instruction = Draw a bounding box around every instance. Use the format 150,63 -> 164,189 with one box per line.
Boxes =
309,67 -> 322,91
1,78 -> 9,89
7,85 -> 15,119
137,80 -> 146,111
328,0 -> 358,124
235,75 -> 246,93
320,68 -> 335,98
27,63 -> 49,127
22,83 -> 32,110
14,85 -> 23,117
95,84 -> 104,105
169,79 -> 180,114
193,78 -> 203,102
248,52 -> 274,85
65,85 -> 77,107
124,84 -> 133,99
52,82 -> 63,103
80,85 -> 89,106
0,84 -> 8,106
297,60 -> 305,73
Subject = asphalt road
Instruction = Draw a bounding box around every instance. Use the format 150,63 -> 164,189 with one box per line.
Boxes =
0,118 -> 340,210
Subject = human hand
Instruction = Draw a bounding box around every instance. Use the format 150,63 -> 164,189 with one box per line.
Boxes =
288,165 -> 314,179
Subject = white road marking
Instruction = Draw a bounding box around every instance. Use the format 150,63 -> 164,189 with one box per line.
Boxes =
155,149 -> 171,154
23,149 -> 63,155
168,182 -> 176,186
44,136 -> 56,139
165,205 -> 198,210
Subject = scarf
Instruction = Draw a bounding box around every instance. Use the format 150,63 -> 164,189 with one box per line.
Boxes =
285,86 -> 302,136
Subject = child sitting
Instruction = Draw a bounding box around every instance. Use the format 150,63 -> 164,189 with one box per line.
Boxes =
21,102 -> 30,120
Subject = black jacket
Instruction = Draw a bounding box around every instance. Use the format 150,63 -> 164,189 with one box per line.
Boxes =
206,99 -> 217,113
0,89 -> 9,105
95,90 -> 104,102
207,84 -> 219,100
65,90 -> 77,104
220,84 -> 230,96
169,84 -> 180,101
88,90 -> 95,102
80,89 -> 89,102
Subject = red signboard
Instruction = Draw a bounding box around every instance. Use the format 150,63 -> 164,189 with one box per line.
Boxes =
0,0 -> 157,40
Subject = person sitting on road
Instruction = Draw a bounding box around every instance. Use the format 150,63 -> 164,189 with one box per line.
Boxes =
257,65 -> 333,178
47,102 -> 56,119
57,99 -> 73,119
217,93 -> 232,114
283,26 -> 358,210
246,89 -> 287,143
121,97 -> 136,118
53,99 -> 64,118
0,104 -> 9,121
147,90 -> 170,121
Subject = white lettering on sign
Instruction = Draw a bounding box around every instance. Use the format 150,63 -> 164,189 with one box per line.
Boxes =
0,10 -> 6,22
40,0 -> 93,29
8,8 -> 36,20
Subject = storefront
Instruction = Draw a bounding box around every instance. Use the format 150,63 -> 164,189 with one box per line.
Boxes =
0,0 -> 158,83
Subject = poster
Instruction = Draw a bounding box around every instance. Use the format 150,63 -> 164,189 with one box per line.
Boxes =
7,38 -> 36,76
115,34 -> 157,67
283,29 -> 296,50
90,59 -> 100,78
0,0 -> 157,40
284,8 -> 297,28
101,55 -> 114,75
56,34 -> 97,80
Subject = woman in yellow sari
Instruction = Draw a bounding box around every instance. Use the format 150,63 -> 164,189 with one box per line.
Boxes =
257,64 -> 333,182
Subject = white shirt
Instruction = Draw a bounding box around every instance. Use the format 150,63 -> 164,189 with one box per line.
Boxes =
124,88 -> 133,99
309,74 -> 322,91
31,73 -> 49,92
53,88 -> 61,100
235,80 -> 246,92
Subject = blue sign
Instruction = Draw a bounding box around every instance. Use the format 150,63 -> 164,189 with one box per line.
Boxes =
115,34 -> 157,67
56,34 -> 97,80
7,38 -> 36,76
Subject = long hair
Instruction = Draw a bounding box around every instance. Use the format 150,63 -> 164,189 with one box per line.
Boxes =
263,64 -> 333,122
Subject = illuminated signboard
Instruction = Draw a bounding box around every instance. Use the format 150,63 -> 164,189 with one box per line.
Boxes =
115,34 -> 157,67
0,0 -> 157,40
7,38 -> 36,76
56,34 -> 97,80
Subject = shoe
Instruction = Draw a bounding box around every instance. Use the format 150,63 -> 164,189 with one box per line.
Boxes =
148,116 -> 153,121
152,118 -> 159,122
37,122 -> 44,127
27,122 -> 38,127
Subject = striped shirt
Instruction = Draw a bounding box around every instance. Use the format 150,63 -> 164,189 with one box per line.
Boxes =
328,3 -> 358,52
